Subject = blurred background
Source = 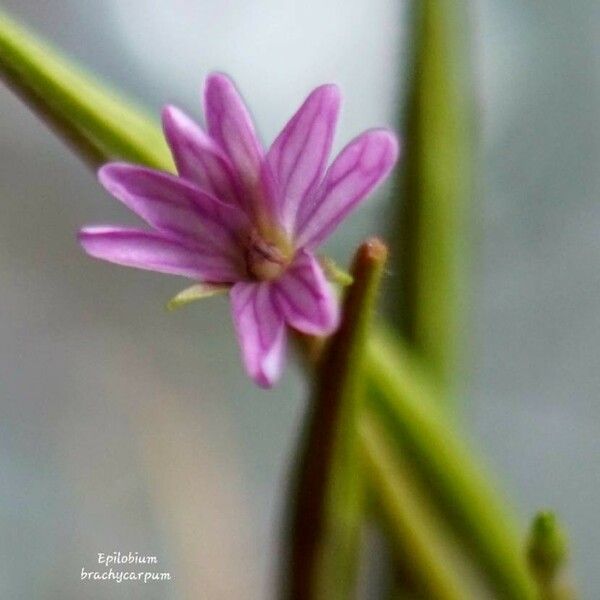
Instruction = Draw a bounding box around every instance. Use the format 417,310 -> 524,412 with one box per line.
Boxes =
0,1 -> 598,598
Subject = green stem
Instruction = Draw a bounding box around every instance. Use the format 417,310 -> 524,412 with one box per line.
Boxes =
284,239 -> 388,600
361,415 -> 474,600
0,11 -> 172,170
297,328 -> 535,599
386,0 -> 475,396
365,329 -> 536,599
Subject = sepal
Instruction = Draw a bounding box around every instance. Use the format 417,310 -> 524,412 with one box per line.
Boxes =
166,283 -> 230,311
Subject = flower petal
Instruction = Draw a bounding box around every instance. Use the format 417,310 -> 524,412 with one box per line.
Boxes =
203,73 -> 278,221
98,162 -> 248,260
78,226 -> 240,282
162,105 -> 241,205
295,129 -> 399,249
203,73 -> 263,168
273,250 -> 339,335
267,84 -> 341,232
230,282 -> 287,388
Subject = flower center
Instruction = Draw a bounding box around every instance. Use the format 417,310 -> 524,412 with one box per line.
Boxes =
245,229 -> 292,281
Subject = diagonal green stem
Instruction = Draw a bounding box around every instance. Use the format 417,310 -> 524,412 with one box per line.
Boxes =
365,330 -> 535,599
0,10 -> 173,170
301,326 -> 536,599
361,415 -> 474,600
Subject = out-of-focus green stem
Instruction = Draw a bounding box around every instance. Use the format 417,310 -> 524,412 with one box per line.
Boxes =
285,239 -> 387,600
361,415 -> 474,600
298,327 -> 536,599
0,11 -> 173,170
527,512 -> 576,600
386,0 -> 475,396
366,329 -> 536,599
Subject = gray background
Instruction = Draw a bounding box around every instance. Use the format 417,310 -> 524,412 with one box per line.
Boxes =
0,1 -> 598,598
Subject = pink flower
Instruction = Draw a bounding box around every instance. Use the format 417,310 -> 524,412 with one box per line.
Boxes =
79,73 -> 398,387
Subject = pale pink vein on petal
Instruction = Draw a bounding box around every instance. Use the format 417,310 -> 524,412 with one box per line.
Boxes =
204,74 -> 263,180
295,130 -> 399,249
203,73 -> 281,222
267,84 -> 341,232
273,250 -> 339,335
78,226 -> 240,282
98,163 -> 248,262
230,281 -> 286,388
162,105 -> 241,205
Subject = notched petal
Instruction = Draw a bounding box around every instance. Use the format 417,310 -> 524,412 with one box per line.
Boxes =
296,129 -> 399,250
161,105 -> 241,205
267,84 -> 341,231
203,73 -> 263,176
230,282 -> 287,388
97,162 -> 249,260
274,250 -> 339,336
